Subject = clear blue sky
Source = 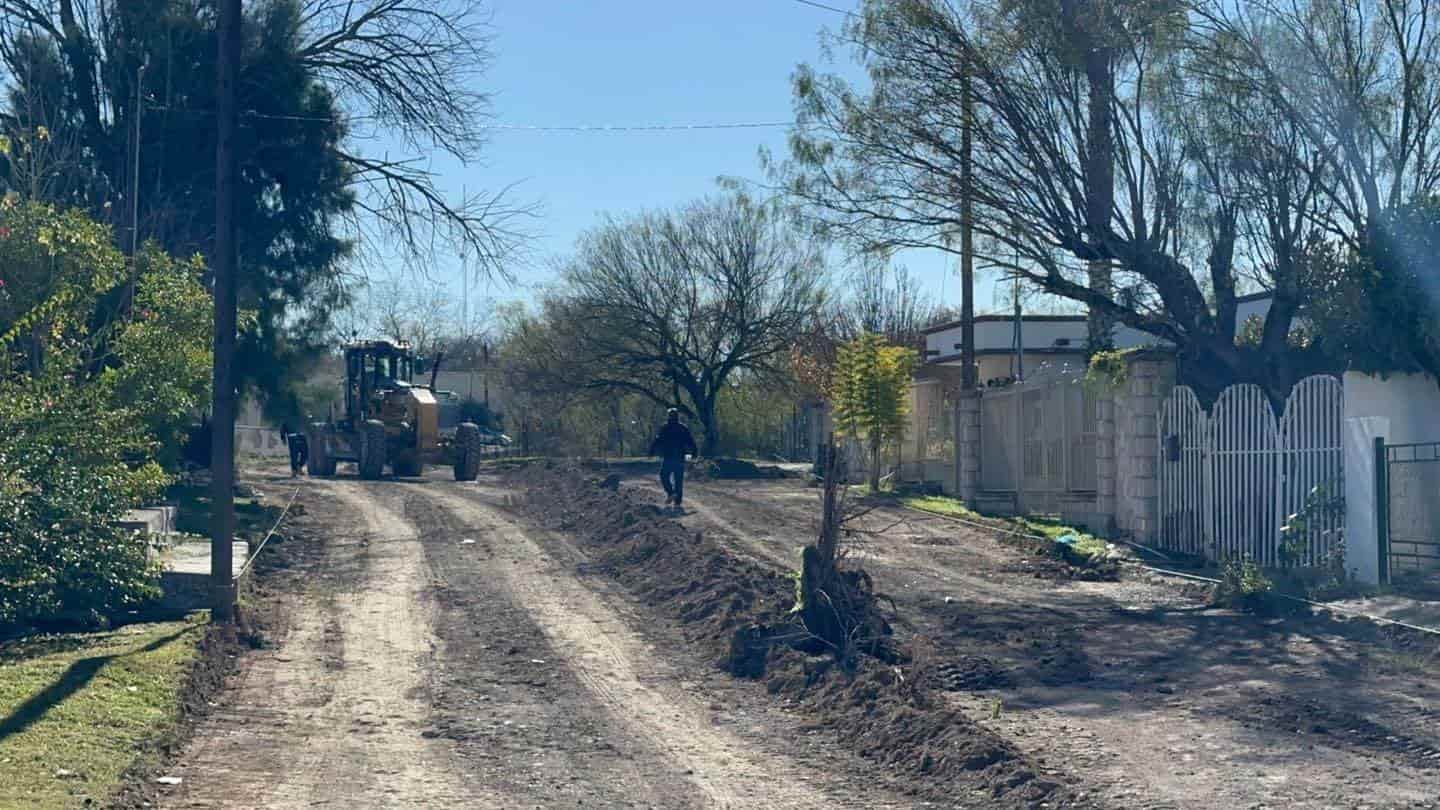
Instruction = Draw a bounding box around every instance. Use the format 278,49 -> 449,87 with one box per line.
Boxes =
372,0 -> 1010,318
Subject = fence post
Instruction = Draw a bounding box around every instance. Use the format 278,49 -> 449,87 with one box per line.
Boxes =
1095,390 -> 1117,534
1375,436 -> 1389,584
956,390 -> 981,503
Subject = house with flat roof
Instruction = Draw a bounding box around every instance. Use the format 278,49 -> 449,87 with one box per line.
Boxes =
917,292 -> 1275,385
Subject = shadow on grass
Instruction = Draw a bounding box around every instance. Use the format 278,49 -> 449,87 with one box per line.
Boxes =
0,624 -> 199,744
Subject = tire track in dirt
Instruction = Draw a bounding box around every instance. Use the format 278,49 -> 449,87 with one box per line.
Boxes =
626,477 -> 1025,606
416,482 -> 893,809
667,477 -> 1440,809
162,480 -> 500,809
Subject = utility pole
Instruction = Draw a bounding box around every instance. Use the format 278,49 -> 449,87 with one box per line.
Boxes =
959,60 -> 977,392
210,0 -> 242,622
131,57 -> 148,256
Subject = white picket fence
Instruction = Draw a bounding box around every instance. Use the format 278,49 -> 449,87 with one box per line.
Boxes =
1157,375 -> 1343,566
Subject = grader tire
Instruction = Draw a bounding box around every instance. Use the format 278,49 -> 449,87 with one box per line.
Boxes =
395,456 -> 424,477
359,419 -> 387,480
307,426 -> 336,476
454,422 -> 482,482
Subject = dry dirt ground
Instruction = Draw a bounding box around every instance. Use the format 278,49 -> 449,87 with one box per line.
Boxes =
156,469 -> 920,809
621,471 -> 1440,810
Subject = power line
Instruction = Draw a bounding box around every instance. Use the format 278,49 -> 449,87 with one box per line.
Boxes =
790,0 -> 858,17
145,104 -> 793,132
478,121 -> 790,132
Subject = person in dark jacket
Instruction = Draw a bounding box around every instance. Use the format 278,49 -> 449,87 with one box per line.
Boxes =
649,408 -> 698,506
280,422 -> 309,477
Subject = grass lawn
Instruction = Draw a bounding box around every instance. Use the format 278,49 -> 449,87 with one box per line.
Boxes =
0,616 -> 208,809
900,493 -> 1111,561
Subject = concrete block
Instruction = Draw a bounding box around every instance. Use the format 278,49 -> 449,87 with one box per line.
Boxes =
155,539 -> 251,612
117,506 -> 176,536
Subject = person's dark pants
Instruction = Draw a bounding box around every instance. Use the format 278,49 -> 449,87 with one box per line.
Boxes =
287,434 -> 309,475
660,457 -> 685,504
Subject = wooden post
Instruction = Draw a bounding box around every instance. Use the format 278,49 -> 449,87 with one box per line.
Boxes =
209,0 -> 242,621
960,60 -> 977,392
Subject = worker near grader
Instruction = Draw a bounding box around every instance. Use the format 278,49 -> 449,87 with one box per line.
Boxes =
279,422 -> 309,478
649,408 -> 698,507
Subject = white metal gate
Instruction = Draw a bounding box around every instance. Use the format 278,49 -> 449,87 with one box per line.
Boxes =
1157,375 -> 1343,564
979,363 -> 1097,509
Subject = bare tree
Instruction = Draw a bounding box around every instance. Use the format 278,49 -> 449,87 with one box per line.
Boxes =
0,0 -> 527,277
508,195 -> 826,456
770,0 -> 1339,402
837,260 -> 938,350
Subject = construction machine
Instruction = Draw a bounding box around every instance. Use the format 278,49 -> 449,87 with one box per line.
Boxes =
306,339 -> 487,480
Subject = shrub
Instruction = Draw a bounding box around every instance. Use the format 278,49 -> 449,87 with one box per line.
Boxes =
1211,556 -> 1275,613
0,372 -> 166,632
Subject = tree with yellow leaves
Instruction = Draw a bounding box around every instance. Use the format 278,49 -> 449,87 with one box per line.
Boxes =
831,332 -> 915,492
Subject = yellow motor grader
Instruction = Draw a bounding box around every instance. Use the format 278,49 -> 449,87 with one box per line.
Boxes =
306,339 -> 485,480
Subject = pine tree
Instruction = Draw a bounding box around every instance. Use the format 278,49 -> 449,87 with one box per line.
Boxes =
831,332 -> 915,492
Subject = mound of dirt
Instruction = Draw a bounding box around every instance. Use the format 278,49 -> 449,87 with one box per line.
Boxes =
998,534 -> 1120,582
509,464 -> 1091,808
696,457 -> 789,480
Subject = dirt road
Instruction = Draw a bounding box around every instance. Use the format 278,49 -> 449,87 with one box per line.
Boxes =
159,473 -> 916,808
623,473 -> 1440,810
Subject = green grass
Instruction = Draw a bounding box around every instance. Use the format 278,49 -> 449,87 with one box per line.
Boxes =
900,494 -> 983,519
899,494 -> 1111,562
0,616 -> 208,809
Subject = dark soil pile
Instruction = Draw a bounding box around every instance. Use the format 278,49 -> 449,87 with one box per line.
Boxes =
995,533 -> 1120,583
695,457 -> 789,480
510,463 -> 1092,808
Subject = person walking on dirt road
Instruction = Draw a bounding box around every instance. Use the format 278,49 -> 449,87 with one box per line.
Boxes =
649,408 -> 698,507
280,422 -> 309,478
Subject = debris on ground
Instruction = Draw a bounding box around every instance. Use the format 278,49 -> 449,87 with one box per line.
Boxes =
696,457 -> 788,480
510,463 -> 1090,807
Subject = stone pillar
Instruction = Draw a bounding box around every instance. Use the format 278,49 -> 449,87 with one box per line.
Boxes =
1094,394 -> 1117,534
1113,353 -> 1175,543
955,390 -> 981,502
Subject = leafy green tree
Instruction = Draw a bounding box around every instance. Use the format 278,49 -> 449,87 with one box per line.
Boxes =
831,332 -> 915,492
0,0 -> 521,409
0,350 -> 168,632
0,199 -> 219,630
1301,199 -> 1440,381
99,246 -> 215,467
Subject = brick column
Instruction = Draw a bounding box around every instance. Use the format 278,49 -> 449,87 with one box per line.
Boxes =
1094,394 -> 1117,534
955,390 -> 981,502
1113,355 -> 1174,542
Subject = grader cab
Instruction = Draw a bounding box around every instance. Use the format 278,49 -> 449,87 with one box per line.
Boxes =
306,340 -> 485,480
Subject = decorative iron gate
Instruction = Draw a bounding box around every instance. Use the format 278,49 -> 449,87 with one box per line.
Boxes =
1377,441 -> 1440,583
1157,375 -> 1343,564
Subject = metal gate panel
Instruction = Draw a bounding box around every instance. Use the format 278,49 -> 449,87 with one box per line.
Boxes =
1158,375 -> 1341,565
1278,375 -> 1344,567
1382,442 -> 1440,580
980,389 -> 1017,491
1210,384 -> 1280,565
1158,387 -> 1207,555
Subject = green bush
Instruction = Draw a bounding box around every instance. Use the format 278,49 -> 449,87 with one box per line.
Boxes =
1211,556 -> 1275,613
0,372 -> 166,632
0,201 -> 201,633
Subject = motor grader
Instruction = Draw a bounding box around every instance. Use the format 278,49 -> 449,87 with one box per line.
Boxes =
305,339 -> 486,480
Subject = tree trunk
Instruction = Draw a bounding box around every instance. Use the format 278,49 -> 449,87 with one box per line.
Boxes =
869,433 -> 882,492
697,394 -> 720,457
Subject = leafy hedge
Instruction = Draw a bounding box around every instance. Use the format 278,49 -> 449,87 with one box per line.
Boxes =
0,375 -> 166,631
0,199 -> 212,632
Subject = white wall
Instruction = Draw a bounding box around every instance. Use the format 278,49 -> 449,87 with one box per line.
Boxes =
1342,371 -> 1440,583
926,319 -> 1167,358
